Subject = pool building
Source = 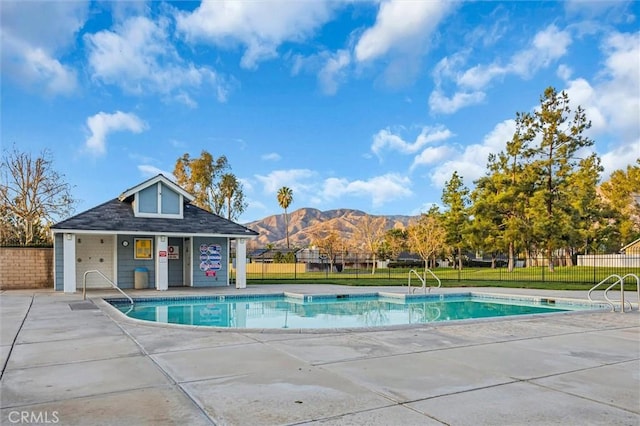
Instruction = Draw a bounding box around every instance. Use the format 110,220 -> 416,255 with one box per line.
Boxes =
51,174 -> 258,293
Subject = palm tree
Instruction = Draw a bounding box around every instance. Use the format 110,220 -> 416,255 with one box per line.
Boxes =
277,186 -> 293,249
219,173 -> 239,220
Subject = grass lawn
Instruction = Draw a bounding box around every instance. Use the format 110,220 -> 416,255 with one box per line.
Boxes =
245,265 -> 639,291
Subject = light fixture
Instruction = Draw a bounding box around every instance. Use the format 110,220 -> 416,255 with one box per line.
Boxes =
161,236 -> 166,242
122,240 -> 129,247
66,233 -> 72,240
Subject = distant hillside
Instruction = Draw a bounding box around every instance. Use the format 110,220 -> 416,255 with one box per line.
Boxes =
244,207 -> 417,248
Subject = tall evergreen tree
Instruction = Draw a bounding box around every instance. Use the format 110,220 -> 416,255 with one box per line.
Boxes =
520,87 -> 594,271
441,171 -> 470,271
565,154 -> 606,257
599,160 -> 640,248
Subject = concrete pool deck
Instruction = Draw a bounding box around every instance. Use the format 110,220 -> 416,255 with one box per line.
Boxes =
1,285 -> 639,425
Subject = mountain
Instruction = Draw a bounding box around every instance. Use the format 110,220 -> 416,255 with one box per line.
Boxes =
243,207 -> 417,248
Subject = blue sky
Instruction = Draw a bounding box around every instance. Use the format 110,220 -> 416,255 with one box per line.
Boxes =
2,1 -> 639,223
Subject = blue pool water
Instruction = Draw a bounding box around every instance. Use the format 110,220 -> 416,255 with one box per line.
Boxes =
108,293 -> 602,329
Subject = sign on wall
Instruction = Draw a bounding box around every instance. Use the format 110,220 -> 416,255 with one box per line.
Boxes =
168,245 -> 179,259
134,238 -> 153,260
199,243 -> 222,277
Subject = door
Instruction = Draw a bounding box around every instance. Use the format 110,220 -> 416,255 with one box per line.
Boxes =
168,237 -> 184,287
183,237 -> 192,287
75,235 -> 115,289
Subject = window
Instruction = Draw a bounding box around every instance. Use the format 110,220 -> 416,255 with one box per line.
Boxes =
160,184 -> 180,214
135,238 -> 153,259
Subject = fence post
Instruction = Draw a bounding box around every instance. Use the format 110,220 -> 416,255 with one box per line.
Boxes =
355,253 -> 359,279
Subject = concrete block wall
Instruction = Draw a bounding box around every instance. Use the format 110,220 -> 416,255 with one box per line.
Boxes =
0,248 -> 53,289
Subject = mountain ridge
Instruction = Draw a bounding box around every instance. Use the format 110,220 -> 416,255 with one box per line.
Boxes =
244,207 -> 417,248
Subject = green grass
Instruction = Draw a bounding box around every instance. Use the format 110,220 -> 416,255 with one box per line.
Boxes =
244,265 -> 639,291
246,278 -> 597,290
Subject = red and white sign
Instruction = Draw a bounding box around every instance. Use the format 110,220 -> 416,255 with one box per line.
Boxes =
159,250 -> 167,257
168,245 -> 179,260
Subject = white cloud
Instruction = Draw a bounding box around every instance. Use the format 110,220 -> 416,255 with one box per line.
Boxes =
85,16 -> 232,103
371,126 -> 454,156
562,31 -> 640,178
138,165 -> 175,180
601,139 -> 640,180
318,50 -> 351,95
85,111 -> 148,156
410,146 -> 455,171
430,25 -> 572,114
563,78 -> 607,133
509,25 -> 572,77
175,0 -> 336,69
596,31 -> 640,141
0,1 -> 87,95
322,174 -> 412,207
557,64 -> 573,80
430,119 -> 516,188
261,153 -> 282,162
429,90 -> 486,114
254,169 -> 318,194
353,0 -> 454,87
354,0 -> 452,63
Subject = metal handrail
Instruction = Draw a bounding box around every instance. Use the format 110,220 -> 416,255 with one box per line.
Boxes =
588,274 -> 621,311
604,273 -> 639,313
408,269 -> 425,294
83,270 -> 133,306
408,268 -> 441,294
589,273 -> 639,313
425,268 -> 442,290
622,273 -> 640,309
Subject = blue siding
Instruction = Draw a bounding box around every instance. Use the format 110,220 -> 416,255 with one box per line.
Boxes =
54,233 -> 64,291
138,185 -> 157,213
161,183 -> 180,214
192,236 -> 228,287
117,235 -> 155,289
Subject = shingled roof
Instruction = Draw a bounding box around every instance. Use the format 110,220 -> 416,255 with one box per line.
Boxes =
52,198 -> 258,237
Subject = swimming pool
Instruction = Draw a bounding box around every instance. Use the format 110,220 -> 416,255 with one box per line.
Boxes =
108,292 -> 605,329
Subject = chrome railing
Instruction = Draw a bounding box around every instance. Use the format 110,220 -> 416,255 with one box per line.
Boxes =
83,270 -> 133,306
408,269 -> 442,294
589,273 -> 639,313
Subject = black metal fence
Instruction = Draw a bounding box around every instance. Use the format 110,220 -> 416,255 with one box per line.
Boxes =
232,252 -> 640,285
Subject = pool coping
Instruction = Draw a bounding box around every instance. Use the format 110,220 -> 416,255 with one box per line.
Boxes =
95,290 -> 611,334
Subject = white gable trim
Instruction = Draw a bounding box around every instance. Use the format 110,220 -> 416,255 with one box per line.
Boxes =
118,174 -> 194,202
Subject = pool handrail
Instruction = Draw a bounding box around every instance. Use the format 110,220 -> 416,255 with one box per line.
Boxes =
83,269 -> 134,306
589,273 -> 639,313
588,274 -> 621,311
604,273 -> 639,313
408,268 -> 442,294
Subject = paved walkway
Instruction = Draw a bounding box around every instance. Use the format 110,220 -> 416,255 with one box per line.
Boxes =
1,285 -> 639,425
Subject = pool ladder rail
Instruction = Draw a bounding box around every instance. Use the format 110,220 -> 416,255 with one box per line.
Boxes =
407,269 -> 442,294
588,273 -> 639,313
83,269 -> 134,307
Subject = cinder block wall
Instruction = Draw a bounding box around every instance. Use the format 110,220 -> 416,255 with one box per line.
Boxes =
0,248 -> 53,289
